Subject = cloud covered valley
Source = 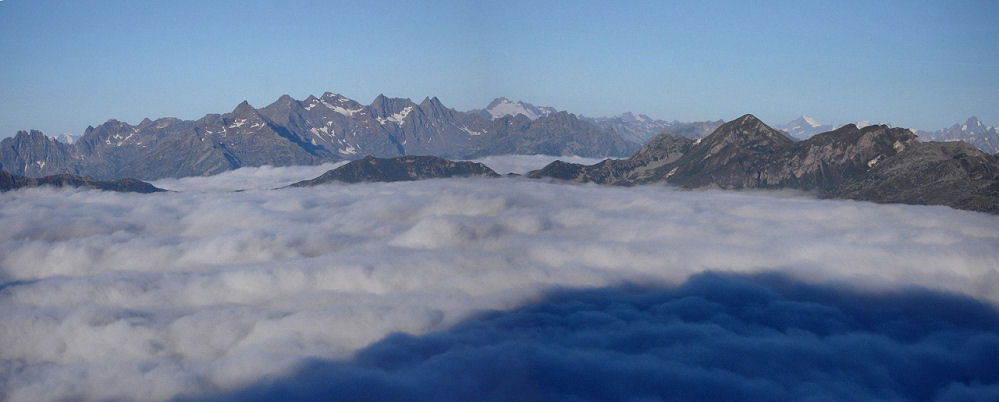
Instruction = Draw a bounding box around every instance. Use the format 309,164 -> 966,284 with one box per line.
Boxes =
2,157 -> 998,401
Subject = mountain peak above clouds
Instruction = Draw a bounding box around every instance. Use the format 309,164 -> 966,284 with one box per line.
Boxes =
479,98 -> 557,120
778,115 -> 836,140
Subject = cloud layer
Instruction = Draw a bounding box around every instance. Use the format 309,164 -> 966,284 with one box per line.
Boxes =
1,160 -> 998,401
204,272 -> 999,401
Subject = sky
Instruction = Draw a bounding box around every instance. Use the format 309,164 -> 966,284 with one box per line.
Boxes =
2,160 -> 998,400
1,0 -> 997,137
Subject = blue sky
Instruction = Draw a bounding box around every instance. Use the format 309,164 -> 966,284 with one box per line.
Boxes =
1,0 -> 996,138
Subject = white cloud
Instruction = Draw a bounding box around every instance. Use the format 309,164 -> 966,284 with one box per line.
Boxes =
1,160 -> 997,401
150,162 -> 347,192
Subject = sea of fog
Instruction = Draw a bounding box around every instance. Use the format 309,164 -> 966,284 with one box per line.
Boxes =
1,155 -> 998,401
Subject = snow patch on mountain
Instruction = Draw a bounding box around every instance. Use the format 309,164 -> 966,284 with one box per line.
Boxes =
377,106 -> 414,126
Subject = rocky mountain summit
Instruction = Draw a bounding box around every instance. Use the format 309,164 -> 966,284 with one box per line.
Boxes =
290,155 -> 499,186
0,170 -> 163,193
1,93 -> 639,181
530,114 -> 999,214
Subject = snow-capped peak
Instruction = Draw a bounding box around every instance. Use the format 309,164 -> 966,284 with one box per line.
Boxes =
483,97 -> 556,120
51,133 -> 76,144
801,115 -> 821,128
487,98 -> 538,120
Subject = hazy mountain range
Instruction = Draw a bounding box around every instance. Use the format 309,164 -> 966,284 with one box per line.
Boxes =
2,92 -> 995,182
0,94 -> 639,180
473,97 -> 723,143
776,115 -> 997,156
916,116 -> 998,155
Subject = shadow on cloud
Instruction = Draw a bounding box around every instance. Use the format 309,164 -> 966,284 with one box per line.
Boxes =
198,272 -> 999,402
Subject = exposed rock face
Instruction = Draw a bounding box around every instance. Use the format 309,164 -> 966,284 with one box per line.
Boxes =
658,114 -> 797,189
1,93 -> 638,181
528,133 -> 693,184
831,141 -> 999,213
0,130 -> 81,177
530,114 -> 999,213
290,155 -> 500,186
0,170 -> 164,193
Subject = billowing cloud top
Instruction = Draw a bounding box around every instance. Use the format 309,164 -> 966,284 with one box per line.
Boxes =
1,158 -> 998,401
204,272 -> 999,401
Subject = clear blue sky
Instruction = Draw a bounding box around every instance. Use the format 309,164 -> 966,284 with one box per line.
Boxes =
1,0 -> 996,138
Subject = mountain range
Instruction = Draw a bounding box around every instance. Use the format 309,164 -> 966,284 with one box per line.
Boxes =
0,94 -> 640,180
528,114 -> 999,214
776,115 -> 998,156
472,97 -> 723,143
916,116 -> 998,155
3,92 -> 996,191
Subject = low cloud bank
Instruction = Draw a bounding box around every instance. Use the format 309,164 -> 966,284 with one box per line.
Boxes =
470,154 -> 605,175
204,272 -> 999,401
1,160 -> 998,400
151,162 -> 347,192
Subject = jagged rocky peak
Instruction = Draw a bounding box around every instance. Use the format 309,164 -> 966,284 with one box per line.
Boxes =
369,94 -> 415,118
16,129 -> 47,140
418,96 -> 452,119
964,116 -> 982,130
232,100 -> 257,114
262,95 -> 300,111
420,96 -> 445,108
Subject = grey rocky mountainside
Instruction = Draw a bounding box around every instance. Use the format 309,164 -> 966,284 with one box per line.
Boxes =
530,114 -> 999,214
0,170 -> 163,193
1,93 -> 639,181
290,155 -> 499,186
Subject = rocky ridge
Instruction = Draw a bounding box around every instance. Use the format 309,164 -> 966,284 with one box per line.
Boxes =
0,170 -> 164,193
530,114 -> 999,214
290,155 -> 500,186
